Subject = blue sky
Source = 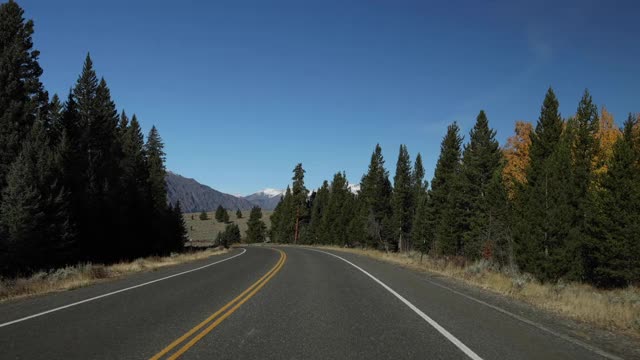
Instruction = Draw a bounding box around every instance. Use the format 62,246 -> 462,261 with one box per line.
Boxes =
20,0 -> 640,195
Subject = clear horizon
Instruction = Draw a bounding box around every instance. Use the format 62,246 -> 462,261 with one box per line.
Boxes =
21,0 -> 640,194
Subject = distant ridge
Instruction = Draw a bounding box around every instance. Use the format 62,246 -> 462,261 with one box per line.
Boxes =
165,172 -> 255,212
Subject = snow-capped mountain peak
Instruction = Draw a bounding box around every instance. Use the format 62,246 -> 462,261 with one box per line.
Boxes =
258,188 -> 286,198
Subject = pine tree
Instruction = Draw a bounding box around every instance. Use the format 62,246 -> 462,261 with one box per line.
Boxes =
360,144 -> 392,248
589,114 -> 640,286
245,206 -> 266,243
118,114 -> 151,257
0,0 -> 47,191
307,180 -> 330,244
215,205 -> 225,222
0,120 -> 71,274
566,90 -> 599,280
166,201 -> 187,253
431,122 -> 464,256
411,153 -> 429,257
321,172 -> 353,246
291,163 -> 309,243
459,110 -> 502,259
391,145 -> 414,251
515,88 -> 574,281
145,126 -> 167,213
221,223 -> 241,246
200,210 -> 209,220
236,209 -> 243,219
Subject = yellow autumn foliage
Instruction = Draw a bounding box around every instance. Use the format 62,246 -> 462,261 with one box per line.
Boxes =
502,121 -> 533,199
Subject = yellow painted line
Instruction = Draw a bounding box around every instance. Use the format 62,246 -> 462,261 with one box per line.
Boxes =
149,249 -> 286,360
166,251 -> 287,359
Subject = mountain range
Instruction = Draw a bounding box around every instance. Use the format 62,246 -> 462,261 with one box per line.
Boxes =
166,172 -> 362,213
165,172 -> 285,212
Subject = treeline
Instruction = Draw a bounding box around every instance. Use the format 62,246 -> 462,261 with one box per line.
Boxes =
0,1 -> 187,276
270,88 -> 639,288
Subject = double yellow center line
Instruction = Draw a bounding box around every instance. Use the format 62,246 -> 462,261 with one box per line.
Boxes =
149,248 -> 287,360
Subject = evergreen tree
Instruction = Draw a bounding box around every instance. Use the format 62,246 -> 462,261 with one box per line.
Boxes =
588,115 -> 640,286
236,209 -> 243,219
566,90 -> 599,280
431,122 -> 464,256
411,153 -> 430,257
145,126 -> 167,213
221,223 -> 241,246
391,145 -> 414,251
166,201 -> 187,253
307,181 -> 330,244
0,120 -> 71,274
321,172 -> 353,245
291,163 -> 309,243
515,88 -> 574,281
0,0 -> 47,191
459,110 -> 502,259
245,206 -> 267,243
215,205 -> 225,222
200,210 -> 209,220
118,114 -> 151,257
360,144 -> 392,248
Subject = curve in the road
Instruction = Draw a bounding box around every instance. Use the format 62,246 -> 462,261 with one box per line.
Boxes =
0,247 -> 247,329
307,248 -> 483,360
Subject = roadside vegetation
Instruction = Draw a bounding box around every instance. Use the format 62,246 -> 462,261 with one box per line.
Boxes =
0,247 -> 228,303
0,1 -> 188,279
268,89 -> 640,336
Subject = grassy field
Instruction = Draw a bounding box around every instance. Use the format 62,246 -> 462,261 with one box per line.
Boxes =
184,210 -> 273,244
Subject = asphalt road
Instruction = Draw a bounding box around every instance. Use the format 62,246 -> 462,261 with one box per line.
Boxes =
0,246 -> 634,359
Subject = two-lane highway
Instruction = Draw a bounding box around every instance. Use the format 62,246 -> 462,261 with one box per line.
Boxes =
0,246 -> 633,359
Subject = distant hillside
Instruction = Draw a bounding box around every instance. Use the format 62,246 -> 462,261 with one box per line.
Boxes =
243,188 -> 284,210
166,172 -> 255,212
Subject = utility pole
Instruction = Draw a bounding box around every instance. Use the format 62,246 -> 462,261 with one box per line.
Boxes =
294,207 -> 300,244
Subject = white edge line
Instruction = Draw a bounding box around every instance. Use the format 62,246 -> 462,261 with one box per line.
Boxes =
307,248 -> 483,360
0,248 -> 248,328
421,277 -> 623,360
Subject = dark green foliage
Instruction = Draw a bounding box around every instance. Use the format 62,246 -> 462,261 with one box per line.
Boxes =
0,0 -> 47,191
359,144 -> 392,249
200,211 -> 209,221
431,122 -> 464,256
565,90 -> 599,280
305,181 -> 330,244
321,172 -> 355,246
236,209 -> 243,219
514,88 -> 574,282
145,126 -> 167,213
219,223 -> 241,248
0,120 -> 72,274
269,164 -> 310,244
245,206 -> 266,243
391,145 -> 414,251
0,3 -> 186,275
587,115 -> 640,286
459,111 -> 503,259
214,205 -> 229,223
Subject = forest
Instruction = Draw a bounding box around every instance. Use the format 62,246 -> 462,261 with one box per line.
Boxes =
0,1 -> 187,276
270,90 -> 639,288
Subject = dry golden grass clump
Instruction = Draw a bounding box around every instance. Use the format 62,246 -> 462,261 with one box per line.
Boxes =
0,248 -> 228,302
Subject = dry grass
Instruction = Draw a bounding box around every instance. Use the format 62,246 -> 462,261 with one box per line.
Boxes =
184,210 -> 273,243
317,246 -> 640,337
0,248 -> 229,303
